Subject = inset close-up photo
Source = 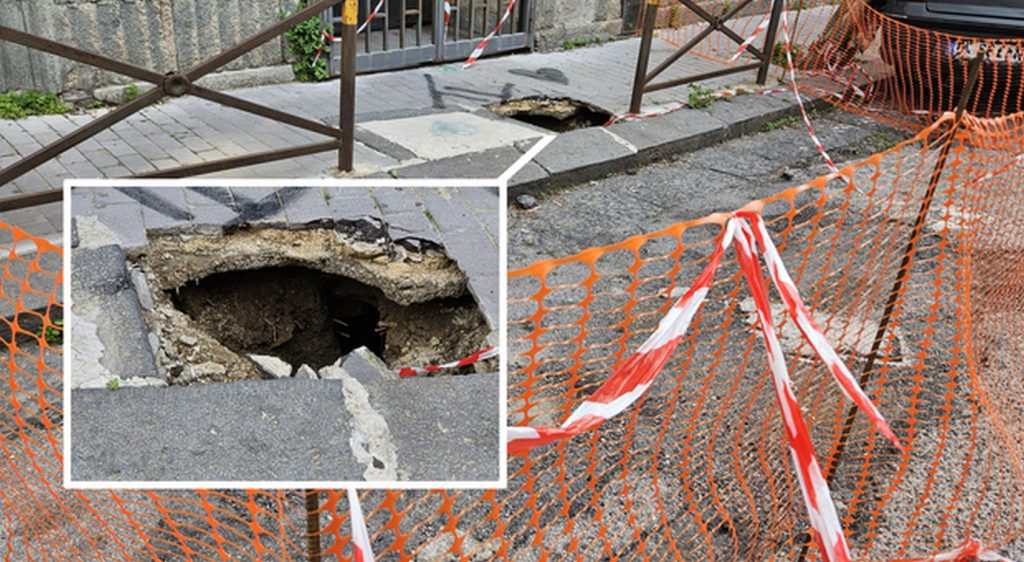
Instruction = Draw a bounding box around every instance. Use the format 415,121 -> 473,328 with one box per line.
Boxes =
66,184 -> 501,486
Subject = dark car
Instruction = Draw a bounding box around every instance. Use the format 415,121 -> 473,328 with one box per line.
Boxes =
875,0 -> 1024,37
873,0 -> 1024,116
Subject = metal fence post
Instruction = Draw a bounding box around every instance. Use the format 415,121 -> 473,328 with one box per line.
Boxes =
756,0 -> 784,84
305,490 -> 322,562
339,0 -> 358,172
629,0 -> 659,114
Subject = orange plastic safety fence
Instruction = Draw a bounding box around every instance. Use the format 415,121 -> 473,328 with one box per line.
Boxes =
646,0 -> 1024,127
7,111 -> 1023,561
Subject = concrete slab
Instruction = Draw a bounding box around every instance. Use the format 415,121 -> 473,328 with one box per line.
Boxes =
531,127 -> 635,177
360,372 -> 500,482
360,112 -> 542,160
70,379 -> 362,482
71,245 -> 160,387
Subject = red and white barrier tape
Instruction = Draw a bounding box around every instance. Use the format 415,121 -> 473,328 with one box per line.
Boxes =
357,0 -> 386,34
462,0 -> 517,68
313,30 -> 336,66
732,218 -> 850,562
508,219 -> 738,453
348,489 -> 375,562
739,211 -> 903,451
397,346 -> 499,377
728,15 -> 772,62
897,538 -> 1017,562
778,0 -> 841,176
508,214 -> 903,562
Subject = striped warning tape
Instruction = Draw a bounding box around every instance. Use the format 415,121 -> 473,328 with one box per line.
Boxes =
777,0 -> 841,176
348,489 -> 375,562
732,217 -> 852,562
896,538 -> 1017,562
314,29 -> 336,66
397,346 -> 499,377
739,211 -> 904,451
508,213 -> 902,562
728,15 -> 772,62
462,0 -> 518,68
508,219 -> 738,452
357,0 -> 386,33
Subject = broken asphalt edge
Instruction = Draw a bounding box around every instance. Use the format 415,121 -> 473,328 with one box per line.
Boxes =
504,91 -> 832,199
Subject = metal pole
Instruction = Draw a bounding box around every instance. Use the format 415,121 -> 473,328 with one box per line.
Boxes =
794,53 -> 984,562
629,0 -> 659,114
756,0 -> 784,84
305,490 -> 322,562
339,0 -> 358,172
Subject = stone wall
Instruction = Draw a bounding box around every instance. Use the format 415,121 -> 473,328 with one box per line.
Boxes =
0,0 -> 633,98
532,0 -> 626,51
0,0 -> 295,99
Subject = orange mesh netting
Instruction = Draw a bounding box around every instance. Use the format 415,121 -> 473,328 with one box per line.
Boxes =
6,111 -> 1024,560
5,2 -> 1024,559
646,0 -> 1024,127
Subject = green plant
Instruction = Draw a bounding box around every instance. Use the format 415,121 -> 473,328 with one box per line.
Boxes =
761,115 -> 800,132
282,1 -> 331,82
687,84 -> 716,109
44,319 -> 63,345
771,41 -> 804,67
122,83 -> 140,103
0,90 -> 70,120
106,378 -> 121,390
561,34 -> 614,51
666,4 -> 685,28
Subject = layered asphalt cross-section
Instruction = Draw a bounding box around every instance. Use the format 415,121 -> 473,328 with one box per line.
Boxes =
69,185 -> 500,484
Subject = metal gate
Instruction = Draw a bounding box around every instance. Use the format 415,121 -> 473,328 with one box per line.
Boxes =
325,0 -> 533,73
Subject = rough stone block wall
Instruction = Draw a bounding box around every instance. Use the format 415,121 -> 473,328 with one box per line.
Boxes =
0,0 -> 295,97
532,0 -> 625,51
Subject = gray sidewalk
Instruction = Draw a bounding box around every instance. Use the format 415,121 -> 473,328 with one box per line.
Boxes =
1,34 -> 781,243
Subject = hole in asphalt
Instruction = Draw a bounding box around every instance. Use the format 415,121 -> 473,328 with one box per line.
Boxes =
170,267 -> 388,369
487,96 -> 613,132
136,226 -> 490,384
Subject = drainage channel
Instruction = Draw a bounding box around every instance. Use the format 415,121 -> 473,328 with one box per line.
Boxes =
134,223 -> 491,385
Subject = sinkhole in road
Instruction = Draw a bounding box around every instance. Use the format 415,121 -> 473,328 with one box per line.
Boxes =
488,96 -> 613,132
137,226 -> 490,383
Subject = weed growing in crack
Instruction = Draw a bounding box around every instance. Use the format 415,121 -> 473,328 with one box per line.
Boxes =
687,84 -> 717,110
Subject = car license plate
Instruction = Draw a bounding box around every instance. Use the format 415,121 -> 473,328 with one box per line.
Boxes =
947,38 -> 1024,63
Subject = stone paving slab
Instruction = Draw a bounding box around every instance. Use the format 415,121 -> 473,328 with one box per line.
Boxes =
70,379 -> 362,482
360,112 -> 543,160
359,372 -> 500,482
70,244 -> 160,388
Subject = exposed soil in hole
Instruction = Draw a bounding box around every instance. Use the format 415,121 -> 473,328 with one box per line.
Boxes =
133,226 -> 492,384
488,96 -> 613,132
170,266 -> 485,371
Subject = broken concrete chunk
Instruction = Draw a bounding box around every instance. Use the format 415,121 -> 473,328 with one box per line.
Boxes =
318,365 -> 348,380
178,334 -> 199,346
174,362 -> 228,384
295,364 -> 318,379
249,354 -> 292,378
340,346 -> 397,384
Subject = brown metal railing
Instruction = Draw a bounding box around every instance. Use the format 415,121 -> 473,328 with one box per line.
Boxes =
629,0 -> 783,113
0,0 -> 360,210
